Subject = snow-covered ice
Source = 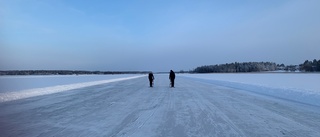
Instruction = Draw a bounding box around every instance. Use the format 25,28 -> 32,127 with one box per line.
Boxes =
181,73 -> 320,106
0,75 -> 144,102
0,74 -> 320,137
0,74 -> 143,93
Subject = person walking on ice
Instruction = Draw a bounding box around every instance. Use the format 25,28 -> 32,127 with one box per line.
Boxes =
169,70 -> 175,88
148,72 -> 154,87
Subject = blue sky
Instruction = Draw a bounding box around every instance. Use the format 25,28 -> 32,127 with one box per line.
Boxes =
1,0 -> 320,72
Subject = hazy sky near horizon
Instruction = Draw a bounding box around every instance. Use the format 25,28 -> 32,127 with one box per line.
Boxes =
1,0 -> 320,72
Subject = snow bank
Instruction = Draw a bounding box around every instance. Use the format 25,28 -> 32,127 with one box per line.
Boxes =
0,74 -> 143,93
181,73 -> 320,106
0,75 -> 145,102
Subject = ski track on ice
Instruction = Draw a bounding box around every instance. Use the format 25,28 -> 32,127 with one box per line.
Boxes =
1,75 -> 320,137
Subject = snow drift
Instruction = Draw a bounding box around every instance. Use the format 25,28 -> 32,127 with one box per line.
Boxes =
0,75 -> 145,102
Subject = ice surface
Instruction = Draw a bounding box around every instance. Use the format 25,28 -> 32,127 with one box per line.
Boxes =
1,74 -> 320,136
181,73 -> 320,106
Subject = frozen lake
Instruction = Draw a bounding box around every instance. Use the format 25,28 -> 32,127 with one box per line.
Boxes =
1,73 -> 320,136
181,73 -> 320,93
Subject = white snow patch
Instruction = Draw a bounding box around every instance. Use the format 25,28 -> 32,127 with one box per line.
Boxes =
0,74 -> 143,92
0,75 -> 145,102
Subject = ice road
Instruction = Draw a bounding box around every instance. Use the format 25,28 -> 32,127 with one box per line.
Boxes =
1,75 -> 320,137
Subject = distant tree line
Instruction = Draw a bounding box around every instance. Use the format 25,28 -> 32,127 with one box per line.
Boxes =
1,59 -> 319,75
193,62 -> 277,73
300,59 -> 320,72
276,59 -> 320,72
0,70 -> 149,75
193,59 -> 320,73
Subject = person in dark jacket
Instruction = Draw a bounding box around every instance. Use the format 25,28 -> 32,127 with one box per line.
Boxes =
169,70 -> 175,87
148,72 -> 154,87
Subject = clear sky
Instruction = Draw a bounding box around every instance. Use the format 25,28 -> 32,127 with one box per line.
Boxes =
1,0 -> 320,72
